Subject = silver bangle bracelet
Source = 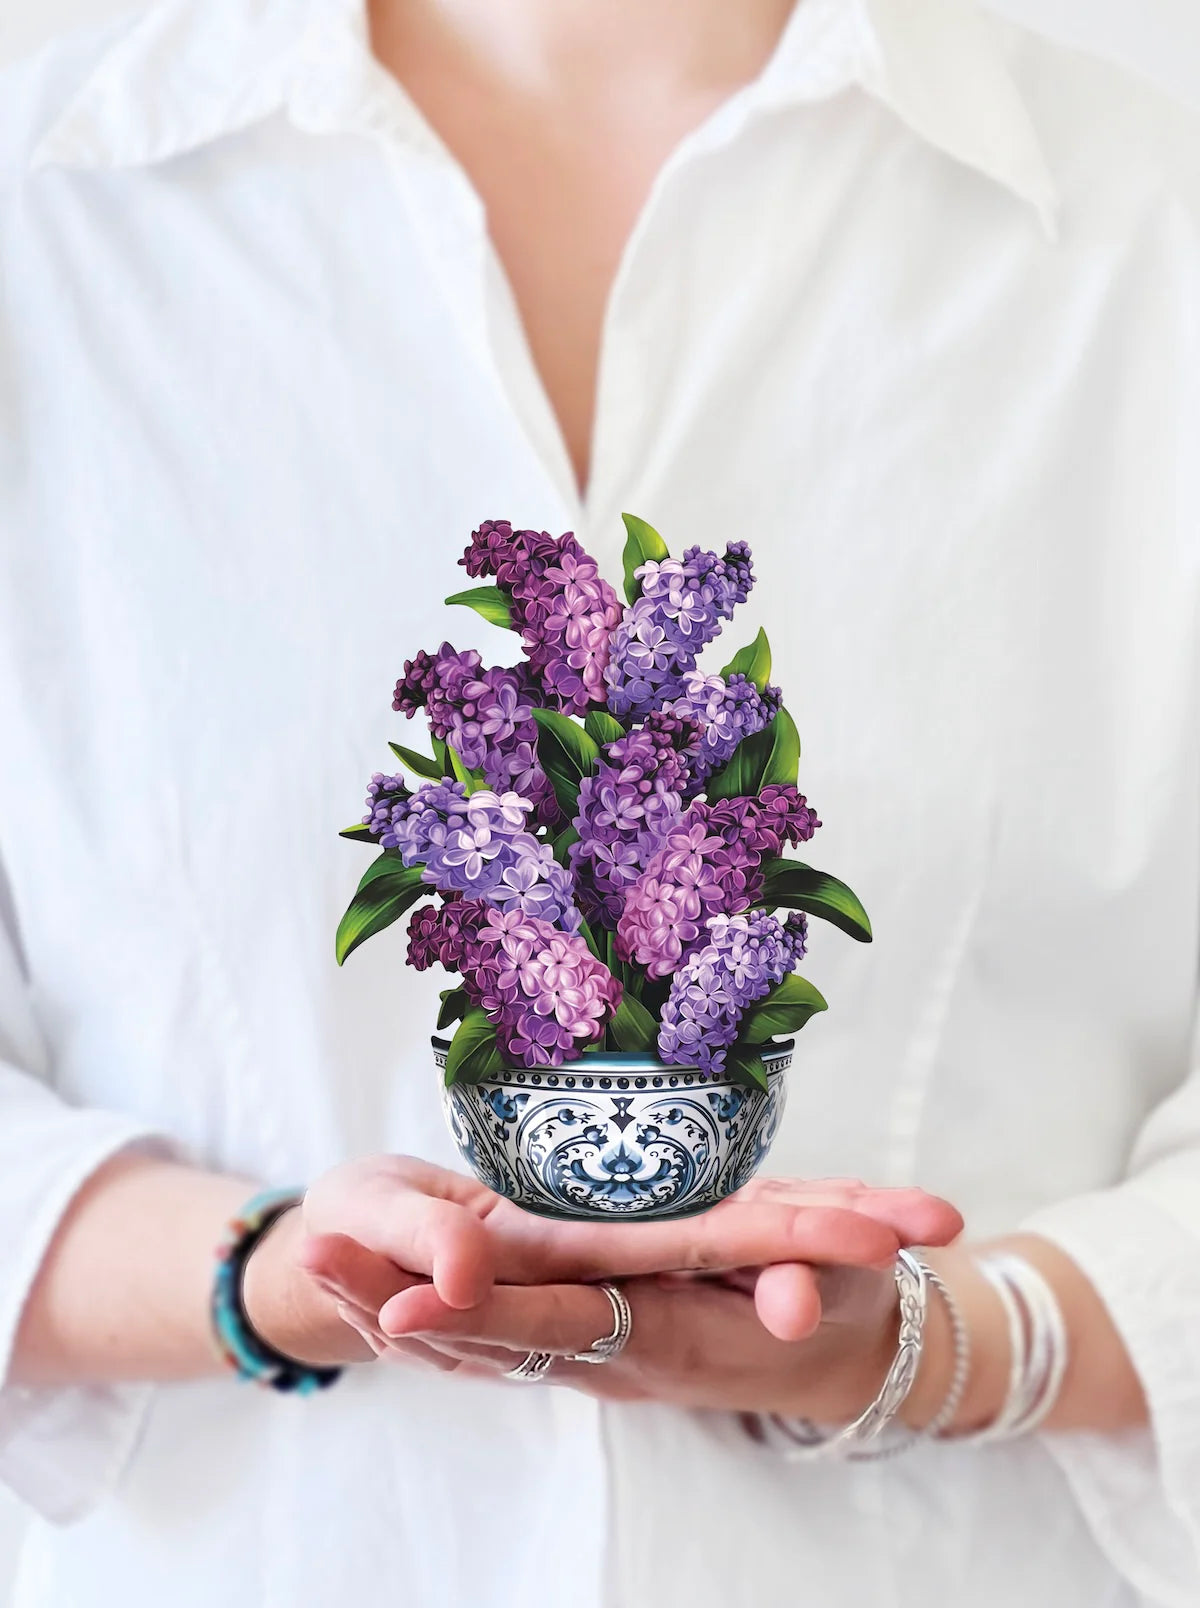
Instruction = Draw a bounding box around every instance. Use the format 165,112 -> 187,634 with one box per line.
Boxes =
844,1256 -> 971,1461
759,1249 -> 929,1462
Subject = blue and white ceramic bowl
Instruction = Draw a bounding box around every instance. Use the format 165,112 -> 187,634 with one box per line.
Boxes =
436,1037 -> 793,1220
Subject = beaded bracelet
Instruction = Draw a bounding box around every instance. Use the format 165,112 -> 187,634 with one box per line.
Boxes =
211,1187 -> 343,1396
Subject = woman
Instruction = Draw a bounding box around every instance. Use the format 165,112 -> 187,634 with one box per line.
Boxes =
0,0 -> 1197,1602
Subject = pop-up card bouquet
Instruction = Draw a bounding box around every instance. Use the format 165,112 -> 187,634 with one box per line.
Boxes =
338,517 -> 871,1219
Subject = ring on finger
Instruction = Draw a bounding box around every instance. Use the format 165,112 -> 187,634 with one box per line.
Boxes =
565,1282 -> 633,1365
505,1349 -> 555,1383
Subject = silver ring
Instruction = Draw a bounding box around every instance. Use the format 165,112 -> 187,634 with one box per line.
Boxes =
565,1282 -> 633,1365
505,1349 -> 554,1383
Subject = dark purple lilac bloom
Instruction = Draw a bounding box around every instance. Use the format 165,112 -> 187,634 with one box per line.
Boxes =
569,711 -> 698,927
657,910 -> 808,1075
407,898 -> 622,1066
616,785 -> 820,978
604,543 -> 755,720
664,671 -> 781,792
385,781 -> 580,930
392,642 -> 558,826
461,520 -> 623,714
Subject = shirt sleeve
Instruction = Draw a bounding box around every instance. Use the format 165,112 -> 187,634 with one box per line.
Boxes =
0,863 -> 171,1525
1021,1022 -> 1200,1608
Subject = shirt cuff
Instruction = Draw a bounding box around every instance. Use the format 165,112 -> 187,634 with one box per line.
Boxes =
0,1115 -> 172,1524
1021,1183 -> 1200,1608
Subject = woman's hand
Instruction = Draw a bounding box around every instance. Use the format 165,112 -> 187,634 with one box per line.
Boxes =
262,1161 -> 962,1386
341,1252 -> 905,1419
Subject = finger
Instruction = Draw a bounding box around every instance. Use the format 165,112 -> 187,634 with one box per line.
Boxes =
299,1232 -> 423,1308
507,1200 -> 901,1284
753,1261 -> 823,1342
736,1177 -> 963,1248
306,1160 -> 495,1309
379,1281 -> 618,1357
332,1293 -> 465,1373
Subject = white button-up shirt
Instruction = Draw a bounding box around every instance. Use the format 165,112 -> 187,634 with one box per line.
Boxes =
1,0 -> 1199,1603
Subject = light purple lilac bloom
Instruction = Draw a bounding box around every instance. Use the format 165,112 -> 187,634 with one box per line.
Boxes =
462,520 -> 623,714
362,772 -> 410,844
616,785 -> 821,979
664,670 -> 782,792
657,910 -> 809,1075
568,711 -> 699,928
603,543 -> 755,720
392,642 -> 558,826
407,898 -> 622,1066
383,780 -> 580,930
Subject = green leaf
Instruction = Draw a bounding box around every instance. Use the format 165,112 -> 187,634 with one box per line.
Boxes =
759,858 -> 873,943
339,822 -> 378,844
389,742 -> 443,780
740,973 -> 828,1043
444,1007 -> 505,1086
437,987 -> 470,1032
531,709 -> 599,818
577,915 -> 604,963
432,737 -> 450,775
443,585 -> 514,630
720,628 -> 773,693
584,709 -> 625,748
335,856 -> 427,964
608,990 -> 658,1053
760,706 -> 800,787
551,825 -> 580,867
725,1043 -> 769,1092
447,744 -> 486,794
620,513 -> 669,604
705,723 -> 775,801
704,707 -> 800,801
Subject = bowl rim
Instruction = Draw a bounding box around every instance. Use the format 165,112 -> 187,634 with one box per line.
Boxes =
430,1033 -> 795,1072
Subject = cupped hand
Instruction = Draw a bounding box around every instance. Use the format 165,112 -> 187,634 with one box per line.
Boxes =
274,1157 -> 960,1375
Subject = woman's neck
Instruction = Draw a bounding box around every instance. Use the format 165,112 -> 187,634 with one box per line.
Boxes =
368,0 -> 798,496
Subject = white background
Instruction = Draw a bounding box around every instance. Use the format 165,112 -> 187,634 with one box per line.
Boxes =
0,0 -> 1196,1600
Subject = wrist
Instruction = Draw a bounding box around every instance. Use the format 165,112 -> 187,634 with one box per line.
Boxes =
240,1205 -> 374,1368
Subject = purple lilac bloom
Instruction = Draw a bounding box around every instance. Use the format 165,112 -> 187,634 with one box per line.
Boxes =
603,542 -> 755,720
386,781 -> 581,930
657,910 -> 809,1075
616,785 -> 820,978
461,520 -> 623,714
407,898 -> 621,1066
664,671 -> 782,792
392,643 -> 557,826
362,772 -> 411,845
569,711 -> 699,927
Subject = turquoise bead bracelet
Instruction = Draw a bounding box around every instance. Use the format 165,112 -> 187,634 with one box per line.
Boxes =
210,1187 -> 342,1396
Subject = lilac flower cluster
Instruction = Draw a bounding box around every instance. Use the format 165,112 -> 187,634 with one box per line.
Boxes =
665,670 -> 782,791
616,785 -> 821,979
407,898 -> 622,1066
569,711 -> 698,927
381,780 -> 580,929
462,520 -> 623,714
604,543 -> 755,720
657,911 -> 809,1074
392,643 -> 557,825
362,772 -> 410,845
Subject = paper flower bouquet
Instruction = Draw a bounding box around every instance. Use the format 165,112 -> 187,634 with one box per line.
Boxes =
337,516 -> 871,1219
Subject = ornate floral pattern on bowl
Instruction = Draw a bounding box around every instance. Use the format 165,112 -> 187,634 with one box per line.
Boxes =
435,1037 -> 793,1220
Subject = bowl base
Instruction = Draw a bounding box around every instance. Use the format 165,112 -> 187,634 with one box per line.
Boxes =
503,1195 -> 725,1223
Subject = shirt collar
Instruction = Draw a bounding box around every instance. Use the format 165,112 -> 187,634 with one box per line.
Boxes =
32,0 -> 1058,234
